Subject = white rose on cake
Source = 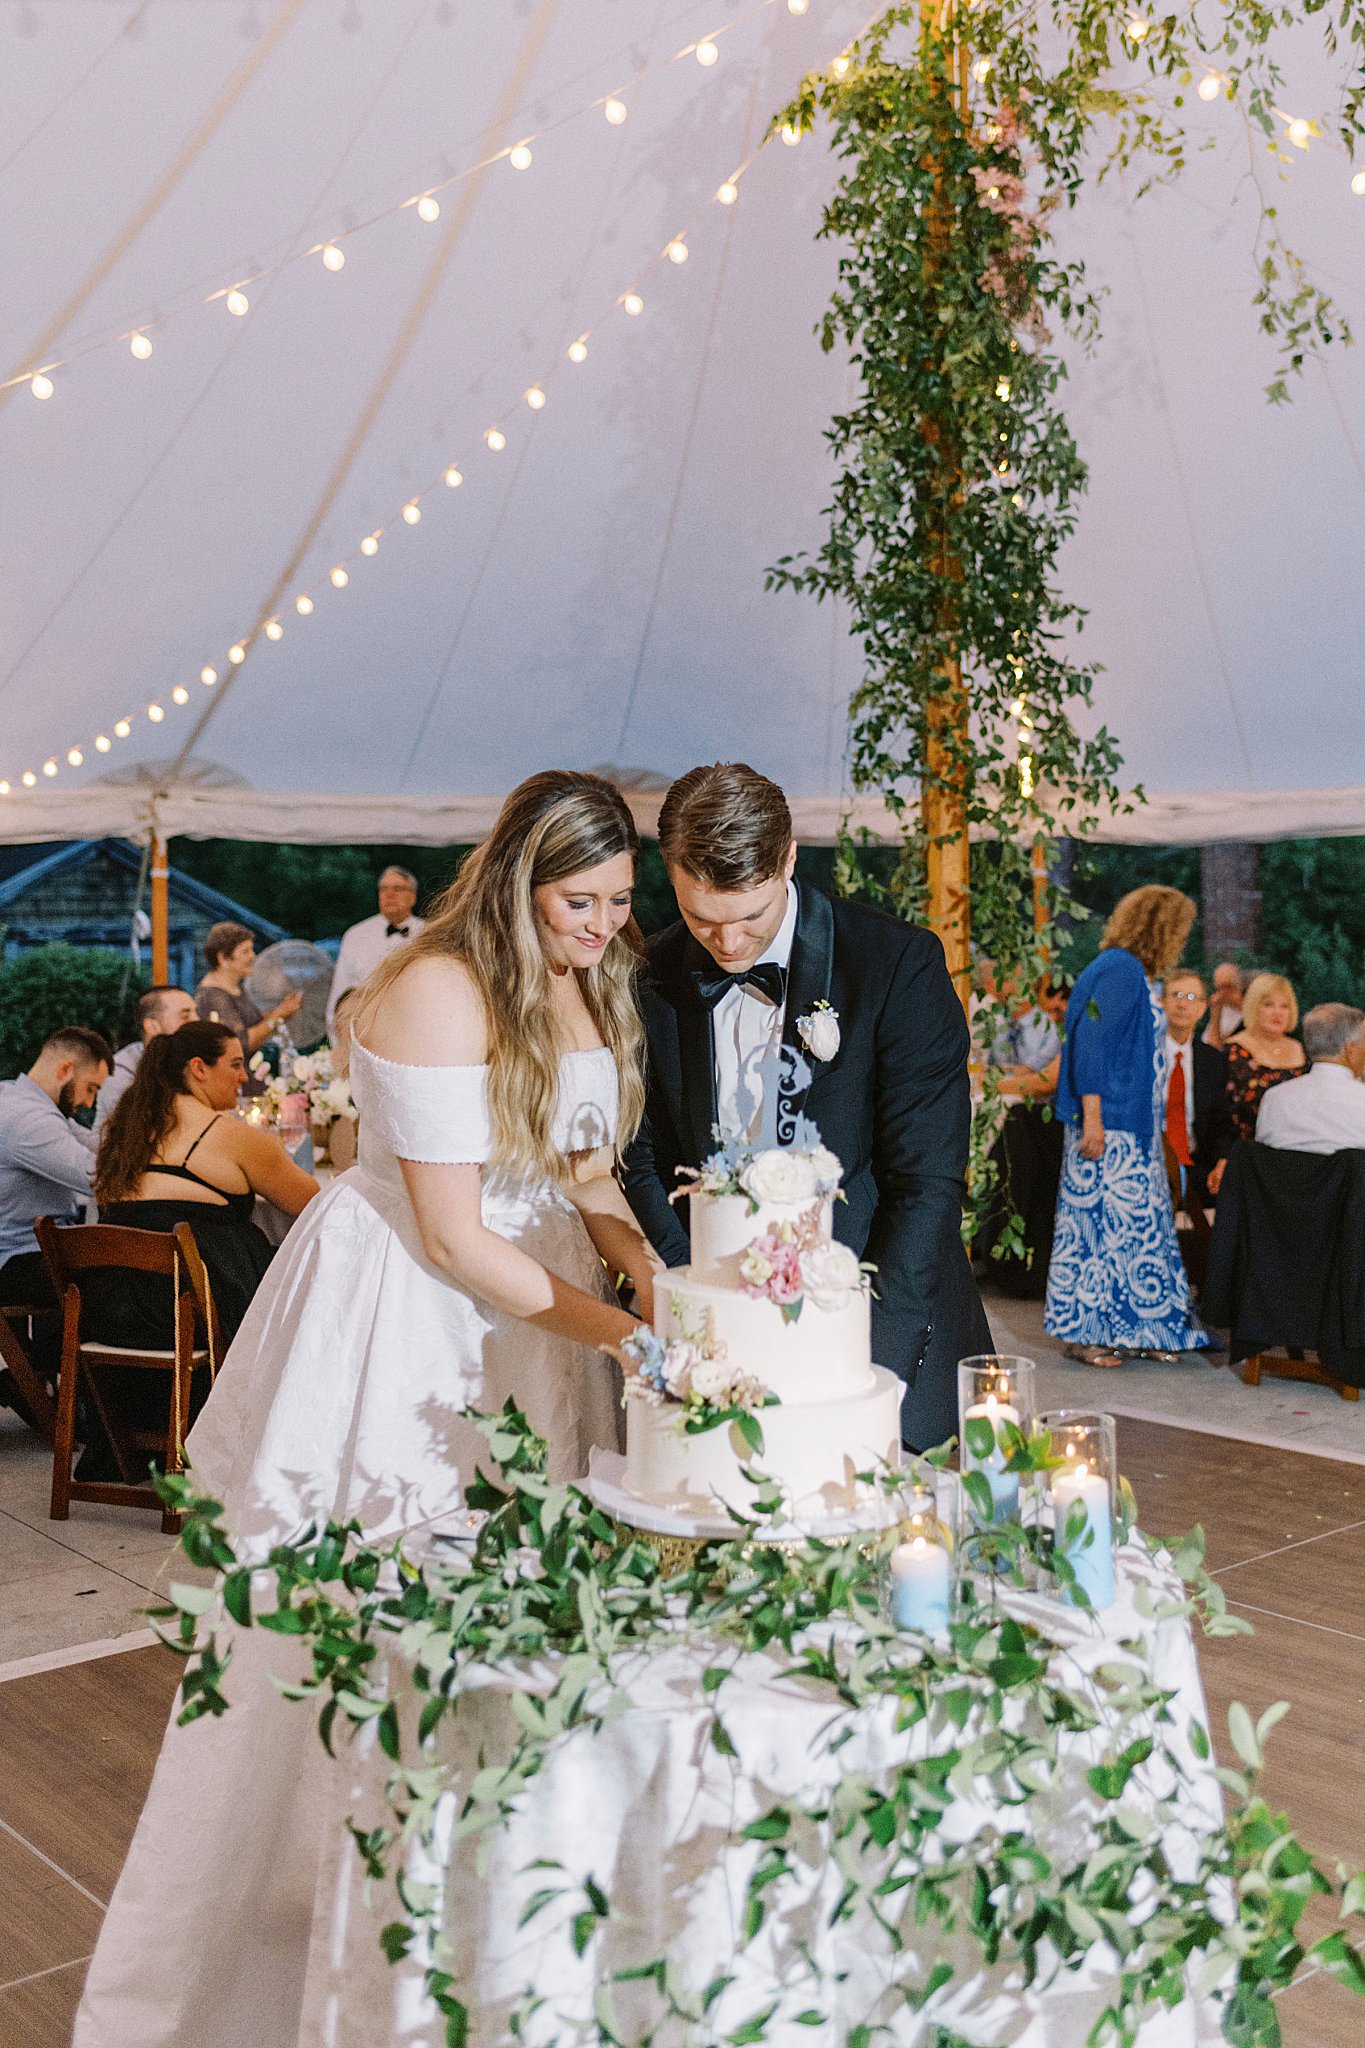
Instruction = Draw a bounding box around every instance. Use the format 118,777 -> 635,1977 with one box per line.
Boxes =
798,1241 -> 864,1312
741,1149 -> 819,1205
689,1354 -> 737,1404
662,1343 -> 703,1399
808,1145 -> 843,1194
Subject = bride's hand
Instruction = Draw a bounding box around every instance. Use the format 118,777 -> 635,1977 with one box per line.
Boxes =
631,1267 -> 657,1327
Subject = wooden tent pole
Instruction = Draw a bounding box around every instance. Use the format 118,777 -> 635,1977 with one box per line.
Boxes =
921,0 -> 972,1013
151,832 -> 169,985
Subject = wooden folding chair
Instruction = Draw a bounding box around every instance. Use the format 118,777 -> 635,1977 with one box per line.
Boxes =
0,1300 -> 58,1442
36,1218 -> 222,1534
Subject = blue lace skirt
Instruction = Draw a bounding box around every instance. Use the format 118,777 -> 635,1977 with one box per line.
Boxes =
1044,1125 -> 1211,1351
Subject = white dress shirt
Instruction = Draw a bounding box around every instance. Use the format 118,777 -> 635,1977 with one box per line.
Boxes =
1163,1032 -> 1197,1149
1255,1061 -> 1365,1155
0,1073 -> 97,1266
713,882 -> 798,1146
93,1042 -> 142,1136
327,911 -> 426,1033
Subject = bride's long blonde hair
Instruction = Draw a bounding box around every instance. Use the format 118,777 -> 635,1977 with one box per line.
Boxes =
357,771 -> 645,1183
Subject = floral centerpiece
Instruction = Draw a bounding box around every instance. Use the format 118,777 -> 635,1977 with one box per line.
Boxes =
246,1046 -> 355,1143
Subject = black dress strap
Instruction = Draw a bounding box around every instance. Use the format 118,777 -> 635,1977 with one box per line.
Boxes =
179,1116 -> 222,1169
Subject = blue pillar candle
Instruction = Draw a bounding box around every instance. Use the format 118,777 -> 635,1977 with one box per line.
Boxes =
890,1536 -> 951,1632
1052,1462 -> 1115,1609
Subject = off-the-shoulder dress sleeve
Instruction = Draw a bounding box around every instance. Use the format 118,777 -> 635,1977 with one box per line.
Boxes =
354,1047 -> 493,1164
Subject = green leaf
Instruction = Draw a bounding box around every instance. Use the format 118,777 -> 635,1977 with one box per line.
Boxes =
733,1411 -> 764,1457
741,1808 -> 791,1842
168,1580 -> 215,1616
1228,1702 -> 1262,1773
379,1920 -> 412,1963
727,2006 -> 778,2045
1306,1932 -> 1365,1994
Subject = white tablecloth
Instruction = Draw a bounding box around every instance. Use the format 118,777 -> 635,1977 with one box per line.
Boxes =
295,1545 -> 1225,2048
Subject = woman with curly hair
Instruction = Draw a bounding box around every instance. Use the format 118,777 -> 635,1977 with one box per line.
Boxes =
1044,885 -> 1212,1366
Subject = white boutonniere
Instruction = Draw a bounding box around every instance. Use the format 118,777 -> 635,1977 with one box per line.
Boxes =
796,999 -> 840,1063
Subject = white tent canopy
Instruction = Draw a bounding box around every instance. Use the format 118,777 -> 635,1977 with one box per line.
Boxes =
1,1 -> 1361,847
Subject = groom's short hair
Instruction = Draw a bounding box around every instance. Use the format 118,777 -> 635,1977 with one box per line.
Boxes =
657,763 -> 793,889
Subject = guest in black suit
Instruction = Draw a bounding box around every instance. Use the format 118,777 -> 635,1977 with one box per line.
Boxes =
622,762 -> 991,1451
1161,971 -> 1231,1209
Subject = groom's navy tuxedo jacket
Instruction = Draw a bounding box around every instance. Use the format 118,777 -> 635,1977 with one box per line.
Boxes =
622,881 -> 991,1449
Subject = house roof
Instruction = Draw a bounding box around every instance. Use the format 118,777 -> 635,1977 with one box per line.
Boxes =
0,838 -> 288,941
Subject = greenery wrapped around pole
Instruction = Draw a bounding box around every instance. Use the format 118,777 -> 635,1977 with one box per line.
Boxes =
768,0 -> 1355,1231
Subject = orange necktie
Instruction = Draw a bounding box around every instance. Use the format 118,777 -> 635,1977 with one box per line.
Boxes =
1166,1049 -> 1192,1167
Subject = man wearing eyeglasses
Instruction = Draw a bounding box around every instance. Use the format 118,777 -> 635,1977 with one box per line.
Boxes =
1162,973 -> 1231,1281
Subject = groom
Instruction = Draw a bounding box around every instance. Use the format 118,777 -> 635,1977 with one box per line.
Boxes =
623,761 -> 991,1452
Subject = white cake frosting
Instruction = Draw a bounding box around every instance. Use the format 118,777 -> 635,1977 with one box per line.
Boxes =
623,1161 -> 903,1521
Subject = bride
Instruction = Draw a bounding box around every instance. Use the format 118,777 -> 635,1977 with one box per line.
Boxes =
76,769 -> 662,2048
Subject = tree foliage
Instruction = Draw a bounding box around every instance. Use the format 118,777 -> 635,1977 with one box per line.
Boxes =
0,942 -> 143,1078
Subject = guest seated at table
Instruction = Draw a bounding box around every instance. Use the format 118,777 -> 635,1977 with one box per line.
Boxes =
93,984 -> 197,1137
1219,972 -> 1307,1161
996,983 -> 1067,1102
1256,1004 -> 1365,1153
91,1021 -> 319,1350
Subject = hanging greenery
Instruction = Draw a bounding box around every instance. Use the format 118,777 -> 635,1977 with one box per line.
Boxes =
766,0 -> 1357,1232
154,1406 -> 1365,2047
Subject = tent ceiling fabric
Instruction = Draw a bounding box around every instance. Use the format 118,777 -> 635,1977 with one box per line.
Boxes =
0,3 -> 1360,848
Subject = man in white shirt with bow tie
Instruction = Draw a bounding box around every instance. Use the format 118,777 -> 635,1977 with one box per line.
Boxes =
327,866 -> 425,1037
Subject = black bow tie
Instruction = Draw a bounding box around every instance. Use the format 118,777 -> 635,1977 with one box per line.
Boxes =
692,961 -> 786,1009
385,923 -> 410,938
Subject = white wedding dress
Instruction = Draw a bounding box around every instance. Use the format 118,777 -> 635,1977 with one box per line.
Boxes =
75,1042 -> 624,2048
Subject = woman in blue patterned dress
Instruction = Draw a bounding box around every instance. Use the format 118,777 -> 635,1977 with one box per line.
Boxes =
1045,886 -> 1212,1366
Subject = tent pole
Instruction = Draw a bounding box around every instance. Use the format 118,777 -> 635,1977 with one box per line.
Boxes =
1031,835 -> 1049,935
921,0 -> 971,1014
151,832 -> 169,984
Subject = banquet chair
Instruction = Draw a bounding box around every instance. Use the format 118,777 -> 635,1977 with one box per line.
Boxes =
0,1300 -> 58,1443
36,1217 -> 222,1534
1203,1143 -> 1365,1400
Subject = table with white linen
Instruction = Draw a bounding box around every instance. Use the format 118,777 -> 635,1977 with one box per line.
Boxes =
294,1542 -> 1226,2048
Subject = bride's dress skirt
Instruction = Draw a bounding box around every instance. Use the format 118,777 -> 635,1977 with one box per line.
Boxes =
74,1159 -> 621,2048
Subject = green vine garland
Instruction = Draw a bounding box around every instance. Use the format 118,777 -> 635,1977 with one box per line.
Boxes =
154,1408 -> 1365,2048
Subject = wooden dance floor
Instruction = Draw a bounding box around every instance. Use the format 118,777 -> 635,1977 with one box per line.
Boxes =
1,1418 -> 1362,2046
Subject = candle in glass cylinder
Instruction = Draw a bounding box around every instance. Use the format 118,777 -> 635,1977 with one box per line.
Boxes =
962,1390 -> 1021,1521
890,1535 -> 951,1632
1052,1460 -> 1114,1609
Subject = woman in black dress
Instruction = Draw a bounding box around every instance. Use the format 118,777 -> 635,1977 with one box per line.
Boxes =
91,1021 -> 319,1351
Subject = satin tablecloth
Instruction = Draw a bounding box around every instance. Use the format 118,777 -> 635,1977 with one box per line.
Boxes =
294,1542 -> 1226,2048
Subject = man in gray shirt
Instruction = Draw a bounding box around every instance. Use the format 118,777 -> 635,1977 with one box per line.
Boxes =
93,985 -> 197,1137
0,1025 -> 112,1415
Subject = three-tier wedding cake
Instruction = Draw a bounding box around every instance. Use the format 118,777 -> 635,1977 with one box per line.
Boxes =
620,1140 -> 904,1522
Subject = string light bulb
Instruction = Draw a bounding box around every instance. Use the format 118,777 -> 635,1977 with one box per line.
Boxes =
444,465 -> 463,487
667,238 -> 689,264
43,760 -> 58,776
147,704 -> 164,723
296,593 -> 315,612
780,121 -> 801,147
330,566 -> 348,588
402,502 -> 421,523
525,387 -> 546,411
0,783 -> 8,796
172,685 -> 189,704
1287,116 -> 1311,148
830,55 -> 850,78
695,38 -> 719,66
1127,17 -> 1150,39
416,193 -> 441,222
22,772 -> 37,787
228,644 -> 246,663
360,535 -> 379,555
321,242 -> 346,270
226,288 -> 249,316
200,665 -> 218,685
972,56 -> 992,80
1353,170 -> 1365,195
509,143 -> 533,170
30,373 -> 54,400
67,748 -> 83,766
114,720 -> 131,739
787,0 -> 808,12
604,97 -> 627,125
717,180 -> 739,205
129,331 -> 153,360
567,337 -> 589,362
265,619 -> 283,639
1198,74 -> 1220,100
1019,752 -> 1034,798
622,291 -> 644,316
996,376 -> 1011,399
485,427 -> 507,450
95,736 -> 111,753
